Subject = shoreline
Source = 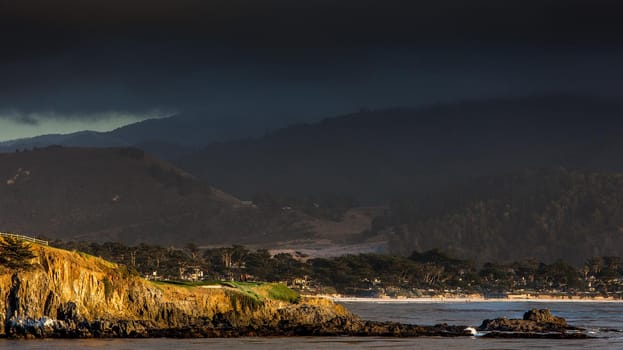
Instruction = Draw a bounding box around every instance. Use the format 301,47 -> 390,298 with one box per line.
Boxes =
307,294 -> 623,303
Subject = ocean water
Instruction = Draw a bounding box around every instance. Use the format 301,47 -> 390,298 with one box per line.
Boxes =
2,301 -> 623,349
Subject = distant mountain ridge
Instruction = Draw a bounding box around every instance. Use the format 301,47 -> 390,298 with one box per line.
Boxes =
176,95 -> 623,202
0,112 -> 280,160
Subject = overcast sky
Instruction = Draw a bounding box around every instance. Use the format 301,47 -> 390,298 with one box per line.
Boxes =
1,0 -> 622,141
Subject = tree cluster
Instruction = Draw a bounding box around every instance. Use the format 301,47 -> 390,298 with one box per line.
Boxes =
51,240 -> 623,297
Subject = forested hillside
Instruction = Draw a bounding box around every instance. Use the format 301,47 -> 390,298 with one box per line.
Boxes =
385,169 -> 623,264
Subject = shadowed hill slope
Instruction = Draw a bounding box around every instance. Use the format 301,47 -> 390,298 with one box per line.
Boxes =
0,146 -> 311,245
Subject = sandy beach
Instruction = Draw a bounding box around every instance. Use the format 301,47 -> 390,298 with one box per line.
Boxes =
308,294 -> 623,303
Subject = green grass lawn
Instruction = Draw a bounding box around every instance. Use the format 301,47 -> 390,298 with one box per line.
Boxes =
150,280 -> 300,303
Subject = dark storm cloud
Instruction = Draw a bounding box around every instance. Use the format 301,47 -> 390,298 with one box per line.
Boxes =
4,0 -> 623,47
3,112 -> 39,126
16,115 -> 38,125
1,0 -> 622,122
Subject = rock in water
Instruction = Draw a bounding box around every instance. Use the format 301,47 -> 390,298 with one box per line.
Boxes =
523,308 -> 567,327
477,308 -> 588,339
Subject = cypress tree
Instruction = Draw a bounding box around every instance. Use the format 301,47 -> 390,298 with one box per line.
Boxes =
0,237 -> 36,270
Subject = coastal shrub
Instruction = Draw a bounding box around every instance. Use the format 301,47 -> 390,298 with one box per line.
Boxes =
227,290 -> 263,311
265,283 -> 300,303
0,237 -> 36,270
117,265 -> 140,278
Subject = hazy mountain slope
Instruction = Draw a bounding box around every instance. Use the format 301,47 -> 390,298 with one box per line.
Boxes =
0,146 -> 312,245
0,131 -> 105,150
0,131 -> 132,153
177,95 -> 623,202
108,113 -> 271,147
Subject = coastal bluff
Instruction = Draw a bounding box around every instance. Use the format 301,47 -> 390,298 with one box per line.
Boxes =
0,240 -> 589,339
0,241 -> 467,338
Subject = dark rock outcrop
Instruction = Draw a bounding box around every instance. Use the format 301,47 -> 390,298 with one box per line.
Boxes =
477,308 -> 587,339
4,306 -> 591,339
3,309 -> 470,338
522,308 -> 567,325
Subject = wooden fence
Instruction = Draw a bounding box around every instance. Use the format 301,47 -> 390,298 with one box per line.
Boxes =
0,232 -> 48,246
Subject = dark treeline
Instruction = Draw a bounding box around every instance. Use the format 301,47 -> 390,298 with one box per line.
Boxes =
52,241 -> 623,298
